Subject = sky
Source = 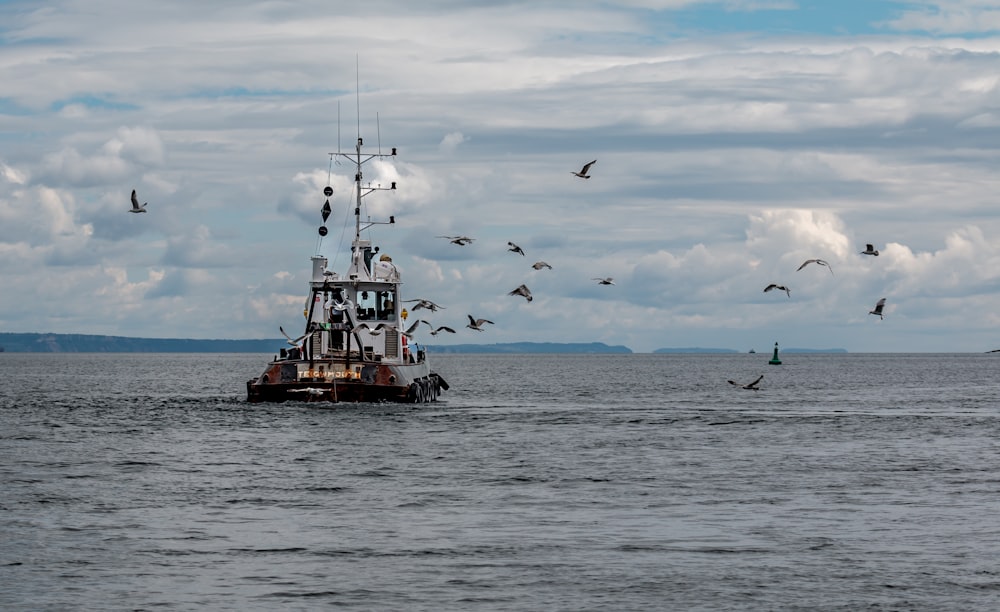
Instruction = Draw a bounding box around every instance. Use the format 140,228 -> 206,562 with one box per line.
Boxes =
3,0 -> 1000,353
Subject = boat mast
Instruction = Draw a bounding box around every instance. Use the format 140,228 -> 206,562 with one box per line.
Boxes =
345,135 -> 396,241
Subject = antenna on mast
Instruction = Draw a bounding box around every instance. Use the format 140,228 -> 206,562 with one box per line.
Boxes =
377,112 -> 382,155
355,55 -> 361,141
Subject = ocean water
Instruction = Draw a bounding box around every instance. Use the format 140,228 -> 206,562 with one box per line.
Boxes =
2,352 -> 1000,611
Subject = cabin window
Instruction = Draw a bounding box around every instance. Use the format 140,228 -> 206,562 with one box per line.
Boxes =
377,290 -> 395,320
356,290 -> 376,320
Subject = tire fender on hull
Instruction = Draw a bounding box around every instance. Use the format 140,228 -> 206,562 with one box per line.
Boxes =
409,377 -> 439,403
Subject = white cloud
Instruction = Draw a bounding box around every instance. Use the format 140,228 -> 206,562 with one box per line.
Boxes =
882,2 -> 1000,34
0,185 -> 84,245
34,126 -> 165,187
108,126 -> 166,167
1,161 -> 28,185
439,131 -> 467,153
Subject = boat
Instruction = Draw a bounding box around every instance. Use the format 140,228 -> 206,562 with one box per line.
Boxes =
246,133 -> 448,404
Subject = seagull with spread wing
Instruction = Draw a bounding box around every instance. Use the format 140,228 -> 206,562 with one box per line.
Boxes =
869,297 -> 887,320
401,319 -> 426,338
325,295 -> 354,312
728,374 -> 763,390
508,284 -> 532,302
353,323 -> 395,336
403,299 -> 445,312
466,315 -> 494,331
797,259 -> 833,274
279,325 -> 308,346
532,261 -> 552,270
507,241 -> 525,256
572,160 -> 597,179
129,189 -> 147,213
764,283 -> 791,297
438,235 -> 474,246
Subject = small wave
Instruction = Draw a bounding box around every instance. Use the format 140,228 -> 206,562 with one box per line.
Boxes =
226,547 -> 308,555
259,590 -> 342,599
618,543 -> 773,554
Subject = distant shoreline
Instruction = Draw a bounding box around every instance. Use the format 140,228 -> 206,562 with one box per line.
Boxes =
0,332 -> 857,354
0,332 -> 284,353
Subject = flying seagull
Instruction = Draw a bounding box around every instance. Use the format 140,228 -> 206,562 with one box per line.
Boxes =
869,297 -> 886,320
325,296 -> 354,312
797,259 -> 834,274
438,235 -> 474,246
861,244 -> 879,256
401,319 -> 426,338
728,374 -> 763,390
593,277 -> 615,285
279,325 -> 308,346
403,298 -> 445,312
508,284 -> 533,302
427,324 -> 456,336
129,189 -> 147,213
353,323 -> 395,336
532,261 -> 552,270
466,315 -> 494,331
764,283 -> 791,297
572,160 -> 597,179
507,241 -> 525,256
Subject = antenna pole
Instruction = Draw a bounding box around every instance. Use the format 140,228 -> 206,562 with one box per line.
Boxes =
355,55 -> 361,145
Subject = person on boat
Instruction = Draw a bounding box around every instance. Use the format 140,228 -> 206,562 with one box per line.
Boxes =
380,295 -> 395,319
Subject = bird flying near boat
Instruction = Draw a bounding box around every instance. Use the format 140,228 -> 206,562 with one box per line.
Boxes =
437,235 -> 474,246
869,297 -> 886,320
508,284 -> 532,302
861,244 -> 879,256
728,374 -> 763,390
593,277 -> 615,285
764,283 -> 791,297
403,298 -> 445,312
572,160 -> 597,179
129,189 -> 147,213
507,241 -> 525,256
797,259 -> 833,274
401,319 -> 426,338
353,323 -> 395,336
279,325 -> 309,346
325,296 -> 354,312
532,261 -> 552,270
466,315 -> 494,331
428,325 -> 456,335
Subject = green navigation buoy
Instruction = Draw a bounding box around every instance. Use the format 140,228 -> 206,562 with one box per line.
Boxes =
769,342 -> 782,365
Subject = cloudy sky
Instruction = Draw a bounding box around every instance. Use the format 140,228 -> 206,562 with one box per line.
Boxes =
3,0 -> 1000,353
